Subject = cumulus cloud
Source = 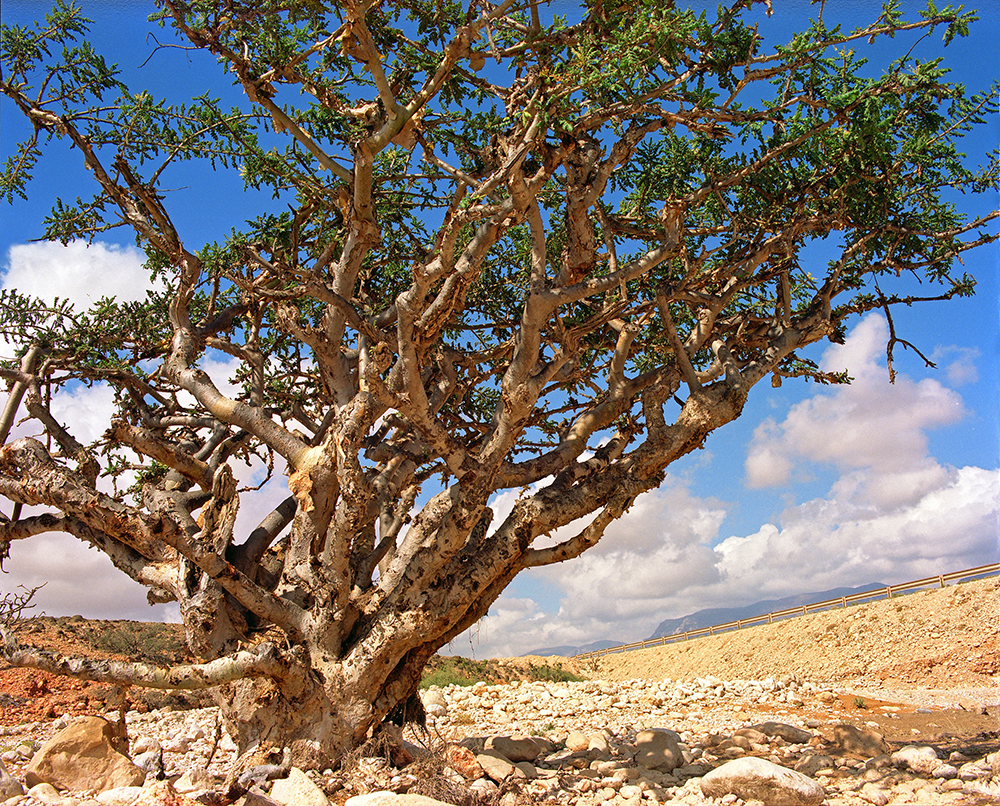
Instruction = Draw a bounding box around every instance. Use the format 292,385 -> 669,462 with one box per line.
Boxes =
2,240 -> 155,312
5,534 -> 180,622
745,315 -> 966,488
715,464 -> 998,597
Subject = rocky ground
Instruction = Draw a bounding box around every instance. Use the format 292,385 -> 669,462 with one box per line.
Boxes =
0,576 -> 996,806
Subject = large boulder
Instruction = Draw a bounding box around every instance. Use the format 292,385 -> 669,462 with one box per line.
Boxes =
701,757 -> 825,806
891,745 -> 942,774
833,724 -> 890,758
633,729 -> 684,772
25,716 -> 146,793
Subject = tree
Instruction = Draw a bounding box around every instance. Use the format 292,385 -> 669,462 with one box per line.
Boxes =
0,0 -> 996,766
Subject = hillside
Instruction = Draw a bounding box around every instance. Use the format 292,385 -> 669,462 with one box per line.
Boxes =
590,575 -> 999,709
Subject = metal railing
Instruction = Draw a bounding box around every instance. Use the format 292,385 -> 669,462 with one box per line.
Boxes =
573,562 -> 999,661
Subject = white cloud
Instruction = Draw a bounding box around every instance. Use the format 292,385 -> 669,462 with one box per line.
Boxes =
714,464 -> 999,598
2,240 -> 155,311
745,314 -> 966,487
3,533 -> 179,623
932,345 -> 980,386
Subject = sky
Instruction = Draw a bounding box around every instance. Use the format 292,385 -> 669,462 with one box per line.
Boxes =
0,0 -> 997,656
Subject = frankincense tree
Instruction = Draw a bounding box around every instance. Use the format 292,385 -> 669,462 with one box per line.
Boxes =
0,0 -> 996,765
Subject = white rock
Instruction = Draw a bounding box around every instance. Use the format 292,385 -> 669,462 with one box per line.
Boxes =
173,767 -> 213,793
700,757 -> 825,806
269,767 -> 330,806
27,782 -> 79,806
130,737 -> 162,755
892,746 -> 942,774
96,787 -> 146,806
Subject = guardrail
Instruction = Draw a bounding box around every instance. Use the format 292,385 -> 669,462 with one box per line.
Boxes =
573,561 -> 999,661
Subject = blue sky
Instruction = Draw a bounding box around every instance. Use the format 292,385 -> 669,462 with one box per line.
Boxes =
0,0 -> 997,656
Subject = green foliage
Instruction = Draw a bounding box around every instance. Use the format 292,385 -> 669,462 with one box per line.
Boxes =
525,661 -> 582,683
420,656 -> 495,688
419,656 -> 583,687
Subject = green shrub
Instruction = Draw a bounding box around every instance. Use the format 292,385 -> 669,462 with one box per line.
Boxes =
526,662 -> 582,683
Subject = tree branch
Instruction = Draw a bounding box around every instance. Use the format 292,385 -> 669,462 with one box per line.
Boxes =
0,633 -> 285,690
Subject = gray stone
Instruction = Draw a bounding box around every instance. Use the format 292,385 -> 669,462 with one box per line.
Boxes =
486,735 -> 545,762
133,749 -> 163,777
174,767 -> 213,794
733,728 -> 767,744
0,759 -> 23,799
587,732 -> 610,756
421,691 -> 448,718
513,761 -> 537,779
634,729 -> 684,772
858,782 -> 889,806
752,722 -> 813,744
95,787 -> 146,806
26,782 -> 79,806
130,737 -> 162,756
237,788 -> 282,806
833,724 -> 889,758
794,754 -> 835,776
476,750 -> 516,782
700,757 -> 826,806
346,795 -> 455,806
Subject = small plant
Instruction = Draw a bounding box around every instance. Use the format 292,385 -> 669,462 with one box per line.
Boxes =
449,711 -> 475,726
420,656 -> 497,688
853,696 -> 868,709
0,583 -> 44,629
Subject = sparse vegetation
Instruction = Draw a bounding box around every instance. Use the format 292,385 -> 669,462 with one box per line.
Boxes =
420,657 -> 491,688
0,584 -> 43,629
88,621 -> 188,667
526,662 -> 582,683
420,655 -> 586,688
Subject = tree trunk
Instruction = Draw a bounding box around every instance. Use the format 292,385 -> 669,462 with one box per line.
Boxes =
217,672 -> 368,769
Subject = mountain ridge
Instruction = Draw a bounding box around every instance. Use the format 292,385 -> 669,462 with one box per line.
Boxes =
523,581 -> 887,657
647,581 -> 887,639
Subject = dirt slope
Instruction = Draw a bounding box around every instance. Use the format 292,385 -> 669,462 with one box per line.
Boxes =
589,575 -> 998,708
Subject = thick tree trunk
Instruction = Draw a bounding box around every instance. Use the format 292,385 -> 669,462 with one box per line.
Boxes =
212,645 -> 436,768
216,672 -> 369,768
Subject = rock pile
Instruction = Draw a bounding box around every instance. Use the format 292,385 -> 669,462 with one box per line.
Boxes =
0,673 -> 997,806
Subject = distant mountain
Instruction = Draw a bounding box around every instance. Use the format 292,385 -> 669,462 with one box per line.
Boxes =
648,582 -> 887,640
524,638 -> 619,657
